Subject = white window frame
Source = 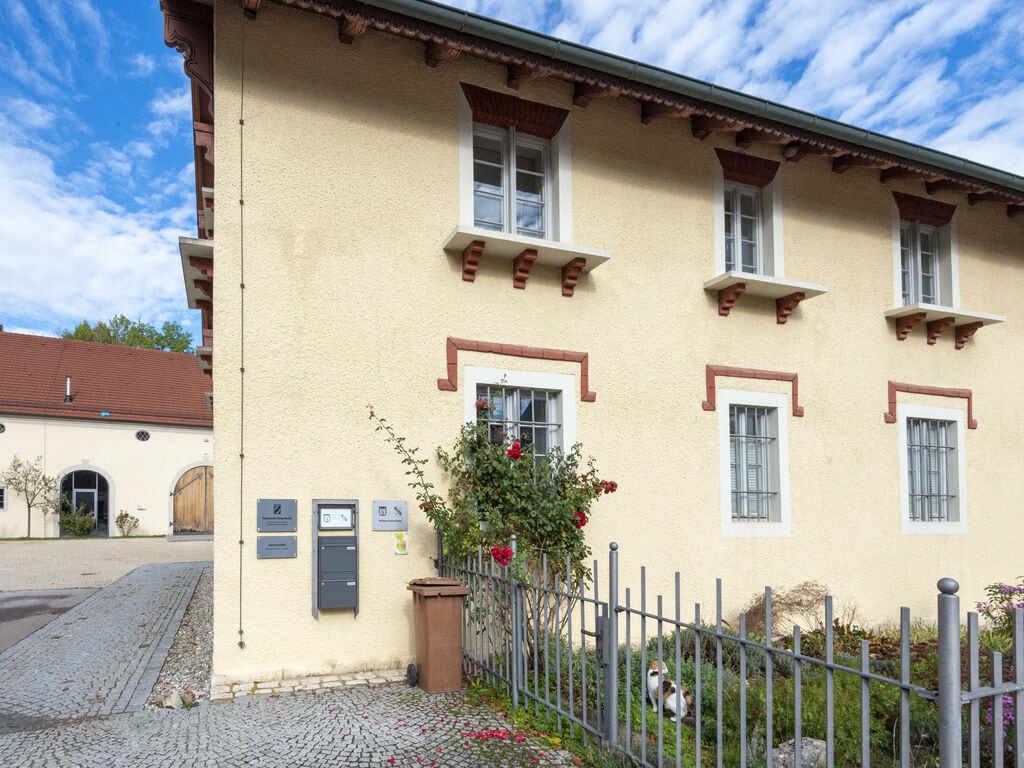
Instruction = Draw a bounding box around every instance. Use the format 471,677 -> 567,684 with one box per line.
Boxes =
471,124 -> 551,239
892,208 -> 958,308
717,389 -> 791,537
462,366 -> 576,451
897,403 -> 967,535
713,166 -> 783,277
459,96 -> 573,244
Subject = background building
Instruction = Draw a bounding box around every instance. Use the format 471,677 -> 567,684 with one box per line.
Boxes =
0,329 -> 213,539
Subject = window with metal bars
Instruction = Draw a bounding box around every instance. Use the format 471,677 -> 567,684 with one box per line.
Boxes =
906,417 -> 958,522
729,404 -> 778,522
476,383 -> 561,465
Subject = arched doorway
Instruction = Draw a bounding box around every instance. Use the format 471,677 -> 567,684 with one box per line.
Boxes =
172,465 -> 214,535
60,470 -> 110,536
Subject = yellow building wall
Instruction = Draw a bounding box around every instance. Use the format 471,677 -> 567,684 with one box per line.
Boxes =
209,2 -> 1023,685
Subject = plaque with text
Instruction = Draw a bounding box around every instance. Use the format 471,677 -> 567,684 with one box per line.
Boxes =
371,499 -> 408,531
257,498 -> 298,532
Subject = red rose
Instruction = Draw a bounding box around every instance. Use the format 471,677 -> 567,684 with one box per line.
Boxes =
573,511 -> 587,529
600,480 -> 618,494
475,398 -> 489,413
490,546 -> 514,566
507,442 -> 522,460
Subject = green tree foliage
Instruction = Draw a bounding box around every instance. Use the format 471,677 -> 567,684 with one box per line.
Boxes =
61,314 -> 194,353
1,455 -> 59,538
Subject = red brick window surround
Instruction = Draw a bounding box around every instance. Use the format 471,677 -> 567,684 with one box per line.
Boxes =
701,365 -> 804,416
436,337 -> 596,402
883,381 -> 977,429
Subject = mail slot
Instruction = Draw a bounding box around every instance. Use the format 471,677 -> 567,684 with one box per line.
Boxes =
318,535 -> 357,610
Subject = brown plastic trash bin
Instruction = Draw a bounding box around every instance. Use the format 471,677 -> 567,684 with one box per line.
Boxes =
407,577 -> 469,694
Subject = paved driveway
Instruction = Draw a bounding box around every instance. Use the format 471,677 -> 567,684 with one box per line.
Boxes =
0,537 -> 212,652
0,539 -> 577,767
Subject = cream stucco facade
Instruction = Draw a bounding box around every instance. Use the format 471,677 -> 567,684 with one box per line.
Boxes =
0,415 -> 213,539
171,1 -> 1023,686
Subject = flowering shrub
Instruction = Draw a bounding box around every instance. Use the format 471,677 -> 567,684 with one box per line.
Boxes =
58,495 -> 97,537
115,510 -> 140,537
976,578 -> 1024,635
369,405 -> 616,580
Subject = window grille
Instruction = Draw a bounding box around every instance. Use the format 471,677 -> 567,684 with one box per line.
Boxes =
906,417 -> 957,521
730,404 -> 777,521
476,384 -> 561,464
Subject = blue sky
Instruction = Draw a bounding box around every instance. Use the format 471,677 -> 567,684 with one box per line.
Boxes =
1,0 -> 1021,347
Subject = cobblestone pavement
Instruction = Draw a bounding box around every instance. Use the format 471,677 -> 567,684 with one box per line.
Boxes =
0,562 -> 578,767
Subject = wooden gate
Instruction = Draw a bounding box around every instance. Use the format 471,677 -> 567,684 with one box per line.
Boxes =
172,466 -> 214,535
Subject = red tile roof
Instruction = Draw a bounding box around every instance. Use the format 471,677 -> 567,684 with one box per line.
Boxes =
0,331 -> 212,428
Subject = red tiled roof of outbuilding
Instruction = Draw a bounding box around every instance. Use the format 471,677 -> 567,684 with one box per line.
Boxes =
0,330 -> 212,427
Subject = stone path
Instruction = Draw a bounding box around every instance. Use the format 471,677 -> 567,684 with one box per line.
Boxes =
0,560 -> 578,766
0,562 -> 204,729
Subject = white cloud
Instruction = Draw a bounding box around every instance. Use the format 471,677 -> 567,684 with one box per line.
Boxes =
0,142 -> 191,334
4,97 -> 57,130
129,53 -> 157,78
150,86 -> 192,118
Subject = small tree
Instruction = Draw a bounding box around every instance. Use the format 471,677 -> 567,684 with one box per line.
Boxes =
2,455 -> 59,538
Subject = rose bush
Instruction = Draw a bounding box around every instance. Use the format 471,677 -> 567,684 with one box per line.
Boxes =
369,404 -> 616,581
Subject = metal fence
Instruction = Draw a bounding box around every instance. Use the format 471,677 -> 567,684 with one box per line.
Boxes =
438,540 -> 1024,767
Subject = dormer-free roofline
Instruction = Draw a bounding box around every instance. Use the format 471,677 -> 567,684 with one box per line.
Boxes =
256,0 -> 1024,211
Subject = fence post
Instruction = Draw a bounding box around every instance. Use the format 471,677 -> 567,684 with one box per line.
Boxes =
511,573 -> 521,711
604,543 -> 619,746
937,577 -> 962,768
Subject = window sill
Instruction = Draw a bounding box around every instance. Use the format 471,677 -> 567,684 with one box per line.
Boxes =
704,272 -> 828,323
884,303 -> 1005,348
721,521 -> 791,538
901,520 -> 967,535
443,225 -> 611,296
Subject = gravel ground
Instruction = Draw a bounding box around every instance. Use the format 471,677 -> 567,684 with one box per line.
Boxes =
0,538 -> 212,591
149,565 -> 213,707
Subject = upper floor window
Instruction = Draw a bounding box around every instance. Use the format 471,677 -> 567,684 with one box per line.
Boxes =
473,126 -> 549,239
717,389 -> 791,537
459,83 -> 571,244
892,192 -> 956,308
897,403 -> 967,534
724,183 -> 763,274
714,148 -> 781,277
0,486 -> 5,511
900,221 -> 941,304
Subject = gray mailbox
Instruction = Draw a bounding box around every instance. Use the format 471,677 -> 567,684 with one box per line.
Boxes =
311,499 -> 358,618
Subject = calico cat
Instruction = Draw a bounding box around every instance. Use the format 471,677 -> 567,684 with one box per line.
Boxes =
646,660 -> 694,722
